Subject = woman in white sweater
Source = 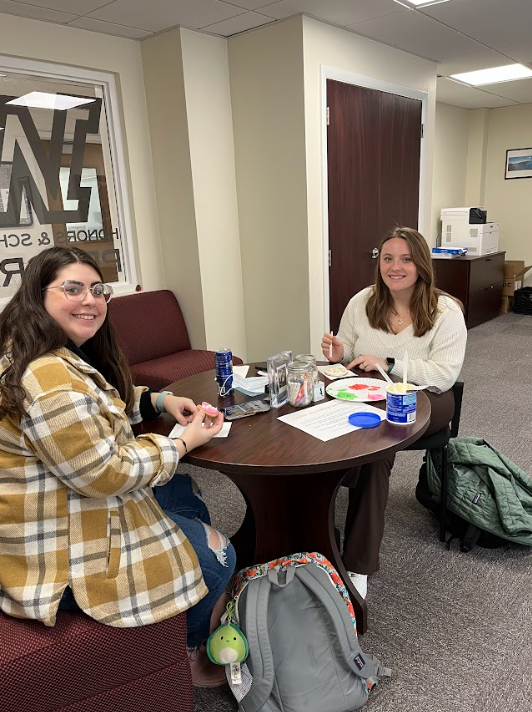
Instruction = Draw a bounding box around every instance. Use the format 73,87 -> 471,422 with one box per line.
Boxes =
321,227 -> 467,598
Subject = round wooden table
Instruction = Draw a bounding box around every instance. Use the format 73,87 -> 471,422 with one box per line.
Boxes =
147,367 -> 430,633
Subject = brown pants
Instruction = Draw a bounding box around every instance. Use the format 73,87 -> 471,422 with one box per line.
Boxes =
342,388 -> 455,575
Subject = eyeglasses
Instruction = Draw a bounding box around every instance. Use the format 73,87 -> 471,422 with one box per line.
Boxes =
44,280 -> 114,303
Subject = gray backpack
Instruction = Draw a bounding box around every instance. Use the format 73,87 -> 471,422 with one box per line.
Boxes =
231,553 -> 391,712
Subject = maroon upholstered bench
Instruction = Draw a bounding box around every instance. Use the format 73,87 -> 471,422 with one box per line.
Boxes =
108,290 -> 242,391
0,608 -> 192,712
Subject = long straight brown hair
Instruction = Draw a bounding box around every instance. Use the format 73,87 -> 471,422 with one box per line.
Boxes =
366,226 -> 458,337
0,247 -> 134,419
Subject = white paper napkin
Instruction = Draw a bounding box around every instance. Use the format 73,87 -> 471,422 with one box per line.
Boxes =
169,422 -> 232,438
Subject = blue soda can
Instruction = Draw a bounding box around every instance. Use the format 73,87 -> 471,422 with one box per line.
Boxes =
215,348 -> 234,397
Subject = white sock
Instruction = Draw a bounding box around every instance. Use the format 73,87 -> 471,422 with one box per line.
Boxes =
347,571 -> 367,599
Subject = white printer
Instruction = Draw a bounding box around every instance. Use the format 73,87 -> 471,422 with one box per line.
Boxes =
440,207 -> 499,256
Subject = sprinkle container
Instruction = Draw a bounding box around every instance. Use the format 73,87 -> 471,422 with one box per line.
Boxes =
385,383 -> 417,425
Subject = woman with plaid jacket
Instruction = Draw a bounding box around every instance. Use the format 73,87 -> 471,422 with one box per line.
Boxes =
0,246 -> 234,688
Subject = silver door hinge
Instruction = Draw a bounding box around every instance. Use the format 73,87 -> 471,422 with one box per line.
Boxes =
328,249 -> 331,267
326,107 -> 330,125
421,123 -> 424,138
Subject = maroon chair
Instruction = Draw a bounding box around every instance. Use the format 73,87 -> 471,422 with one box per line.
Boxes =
108,290 -> 242,390
0,608 -> 193,712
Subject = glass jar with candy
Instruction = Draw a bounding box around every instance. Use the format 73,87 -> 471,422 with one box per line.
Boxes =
287,360 -> 315,407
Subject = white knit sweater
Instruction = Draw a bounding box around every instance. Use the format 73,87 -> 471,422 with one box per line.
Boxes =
337,287 -> 467,393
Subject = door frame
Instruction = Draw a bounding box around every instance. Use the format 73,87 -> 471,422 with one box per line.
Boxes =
320,65 -> 429,334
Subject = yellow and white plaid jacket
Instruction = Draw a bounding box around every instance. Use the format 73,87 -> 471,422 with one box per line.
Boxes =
0,348 -> 207,627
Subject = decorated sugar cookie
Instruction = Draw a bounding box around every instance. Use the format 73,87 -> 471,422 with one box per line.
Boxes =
323,364 -> 351,379
197,401 -> 220,417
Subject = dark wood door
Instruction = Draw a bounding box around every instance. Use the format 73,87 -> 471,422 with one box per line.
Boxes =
327,80 -> 422,332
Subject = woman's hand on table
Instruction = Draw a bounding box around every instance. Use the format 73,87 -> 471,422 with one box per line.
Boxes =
321,333 -> 344,363
347,354 -> 388,374
174,410 -> 224,454
160,395 -> 197,426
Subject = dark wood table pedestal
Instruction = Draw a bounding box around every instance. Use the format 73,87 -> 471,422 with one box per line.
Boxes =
224,467 -> 359,621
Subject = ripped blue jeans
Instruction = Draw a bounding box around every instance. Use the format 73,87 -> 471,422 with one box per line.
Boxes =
154,474 -> 236,649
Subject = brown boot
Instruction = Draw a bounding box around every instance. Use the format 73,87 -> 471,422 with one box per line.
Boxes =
187,646 -> 228,688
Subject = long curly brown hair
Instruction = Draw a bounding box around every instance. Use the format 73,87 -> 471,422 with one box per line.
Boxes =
366,226 -> 461,336
0,247 -> 134,419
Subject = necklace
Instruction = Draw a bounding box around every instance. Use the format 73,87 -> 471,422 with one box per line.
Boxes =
390,308 -> 410,325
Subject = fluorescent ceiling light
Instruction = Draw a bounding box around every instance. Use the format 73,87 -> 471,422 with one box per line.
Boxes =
6,92 -> 95,111
450,64 -> 532,86
393,0 -> 451,7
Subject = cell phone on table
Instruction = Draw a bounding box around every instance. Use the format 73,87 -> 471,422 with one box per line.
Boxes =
220,399 -> 270,421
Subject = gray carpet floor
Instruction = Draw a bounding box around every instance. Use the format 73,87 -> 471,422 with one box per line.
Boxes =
188,312 -> 532,712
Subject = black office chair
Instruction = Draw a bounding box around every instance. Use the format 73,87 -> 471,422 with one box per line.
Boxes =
406,379 -> 464,542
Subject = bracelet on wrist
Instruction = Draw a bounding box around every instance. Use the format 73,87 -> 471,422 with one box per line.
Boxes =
155,390 -> 172,415
175,437 -> 188,455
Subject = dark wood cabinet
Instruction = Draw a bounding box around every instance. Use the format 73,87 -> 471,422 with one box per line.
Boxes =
432,252 -> 505,328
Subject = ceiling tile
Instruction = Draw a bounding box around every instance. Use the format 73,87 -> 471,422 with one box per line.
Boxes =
436,77 -> 518,109
254,0 -> 406,26
222,0 -> 279,9
477,77 -> 532,104
88,0 -> 246,33
9,0 -> 112,14
462,23 -> 532,53
347,10 -> 485,63
422,0 -> 532,51
438,49 -> 514,78
203,11 -> 274,37
0,0 -> 76,23
421,0 -> 532,34
68,17 -> 150,39
494,43 -> 532,67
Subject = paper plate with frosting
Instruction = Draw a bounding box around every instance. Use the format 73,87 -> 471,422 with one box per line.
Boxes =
326,378 -> 386,403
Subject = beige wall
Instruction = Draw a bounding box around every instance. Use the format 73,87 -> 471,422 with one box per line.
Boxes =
465,109 -> 489,206
228,18 -> 308,361
142,29 -> 207,348
431,102 -> 470,241
434,101 -> 532,285
484,104 -> 532,275
302,16 -> 438,355
0,13 -> 164,292
142,28 -> 247,356
180,29 -> 246,358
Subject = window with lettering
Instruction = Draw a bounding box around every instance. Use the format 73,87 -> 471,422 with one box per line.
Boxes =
0,63 -> 135,301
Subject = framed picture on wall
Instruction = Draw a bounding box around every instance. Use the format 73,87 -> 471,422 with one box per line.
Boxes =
505,148 -> 532,179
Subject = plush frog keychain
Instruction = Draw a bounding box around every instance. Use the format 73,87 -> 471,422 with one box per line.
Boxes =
206,601 -> 248,685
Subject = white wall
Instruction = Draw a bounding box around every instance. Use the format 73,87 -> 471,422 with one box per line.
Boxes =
431,102 -> 470,240
302,16 -> 438,356
0,13 -> 164,291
